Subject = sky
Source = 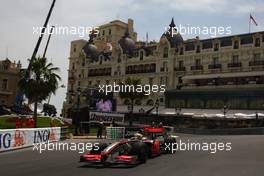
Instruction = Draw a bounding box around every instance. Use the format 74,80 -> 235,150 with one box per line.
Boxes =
0,0 -> 264,113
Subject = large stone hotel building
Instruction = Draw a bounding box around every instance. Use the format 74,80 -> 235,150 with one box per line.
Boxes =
63,18 -> 264,117
0,59 -> 21,107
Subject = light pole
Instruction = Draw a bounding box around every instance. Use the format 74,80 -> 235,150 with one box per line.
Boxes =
175,106 -> 182,115
223,105 -> 229,118
155,99 -> 159,115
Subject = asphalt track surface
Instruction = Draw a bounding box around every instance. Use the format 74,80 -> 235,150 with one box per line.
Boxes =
1,134 -> 263,176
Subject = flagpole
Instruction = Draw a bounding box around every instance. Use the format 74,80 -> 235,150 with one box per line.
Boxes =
249,13 -> 251,33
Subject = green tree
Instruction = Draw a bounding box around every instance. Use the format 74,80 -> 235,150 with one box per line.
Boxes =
119,77 -> 147,113
19,57 -> 61,127
43,103 -> 57,117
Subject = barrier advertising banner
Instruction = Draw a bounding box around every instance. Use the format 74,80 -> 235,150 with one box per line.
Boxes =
0,127 -> 61,152
89,111 -> 124,123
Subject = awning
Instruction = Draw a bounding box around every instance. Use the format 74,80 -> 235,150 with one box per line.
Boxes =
183,71 -> 264,80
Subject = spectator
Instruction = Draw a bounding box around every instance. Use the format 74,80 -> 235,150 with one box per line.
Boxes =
97,118 -> 104,139
16,117 -> 23,128
28,118 -> 35,128
50,119 -> 56,127
158,122 -> 163,128
111,119 -> 116,127
151,121 -> 156,128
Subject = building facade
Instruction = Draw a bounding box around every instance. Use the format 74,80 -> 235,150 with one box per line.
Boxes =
63,18 -> 264,116
0,59 -> 21,107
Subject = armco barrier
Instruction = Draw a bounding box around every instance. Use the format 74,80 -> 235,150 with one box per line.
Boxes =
60,126 -> 69,140
0,127 -> 61,152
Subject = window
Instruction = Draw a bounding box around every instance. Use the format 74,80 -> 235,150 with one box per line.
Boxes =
202,41 -> 212,49
72,63 -> 75,70
178,61 -> 184,68
163,61 -> 168,70
255,38 -> 260,47
180,47 -> 184,55
102,30 -> 105,36
220,38 -> 232,47
163,47 -> 168,58
196,45 -> 201,53
81,70 -> 85,78
118,54 -> 121,63
2,79 -> 8,90
108,29 -> 112,35
212,57 -> 219,65
88,81 -> 92,86
240,35 -> 253,45
185,43 -> 195,51
214,43 -> 219,51
195,59 -> 201,66
234,41 -> 239,49
99,56 -> 103,64
140,51 -> 144,60
82,58 -> 85,66
253,53 -> 261,62
232,55 -> 239,64
73,44 -> 77,52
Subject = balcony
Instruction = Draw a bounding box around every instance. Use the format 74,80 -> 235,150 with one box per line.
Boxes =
191,65 -> 203,70
228,63 -> 242,68
174,67 -> 186,72
249,60 -> 264,66
208,64 -> 222,69
160,67 -> 168,72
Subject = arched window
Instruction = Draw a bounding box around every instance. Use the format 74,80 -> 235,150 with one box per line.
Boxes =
163,47 -> 168,58
140,51 -> 144,60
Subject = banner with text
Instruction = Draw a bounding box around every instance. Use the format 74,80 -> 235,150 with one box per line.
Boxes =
89,111 -> 124,123
0,127 -> 61,152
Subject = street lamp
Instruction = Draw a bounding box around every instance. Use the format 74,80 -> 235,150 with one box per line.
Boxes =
223,105 -> 229,118
155,99 -> 159,115
175,106 -> 182,115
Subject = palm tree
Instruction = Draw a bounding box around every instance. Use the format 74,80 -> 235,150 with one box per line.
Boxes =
19,57 -> 61,127
119,77 -> 147,113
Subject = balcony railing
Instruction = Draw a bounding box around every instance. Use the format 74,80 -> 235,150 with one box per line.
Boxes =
191,65 -> 203,70
208,64 -> 222,69
227,62 -> 242,68
174,67 -> 186,71
249,60 -> 264,66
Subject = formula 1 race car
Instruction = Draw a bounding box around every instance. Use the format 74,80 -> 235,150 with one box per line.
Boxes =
80,127 -> 177,166
80,139 -> 160,166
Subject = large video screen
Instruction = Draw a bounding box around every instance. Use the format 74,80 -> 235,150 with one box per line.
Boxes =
89,89 -> 114,112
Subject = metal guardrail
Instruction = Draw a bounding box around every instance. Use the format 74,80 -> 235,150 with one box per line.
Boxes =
60,126 -> 69,140
106,127 -> 125,140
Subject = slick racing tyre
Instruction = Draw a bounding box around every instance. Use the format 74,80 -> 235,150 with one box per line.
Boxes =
131,142 -> 148,163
